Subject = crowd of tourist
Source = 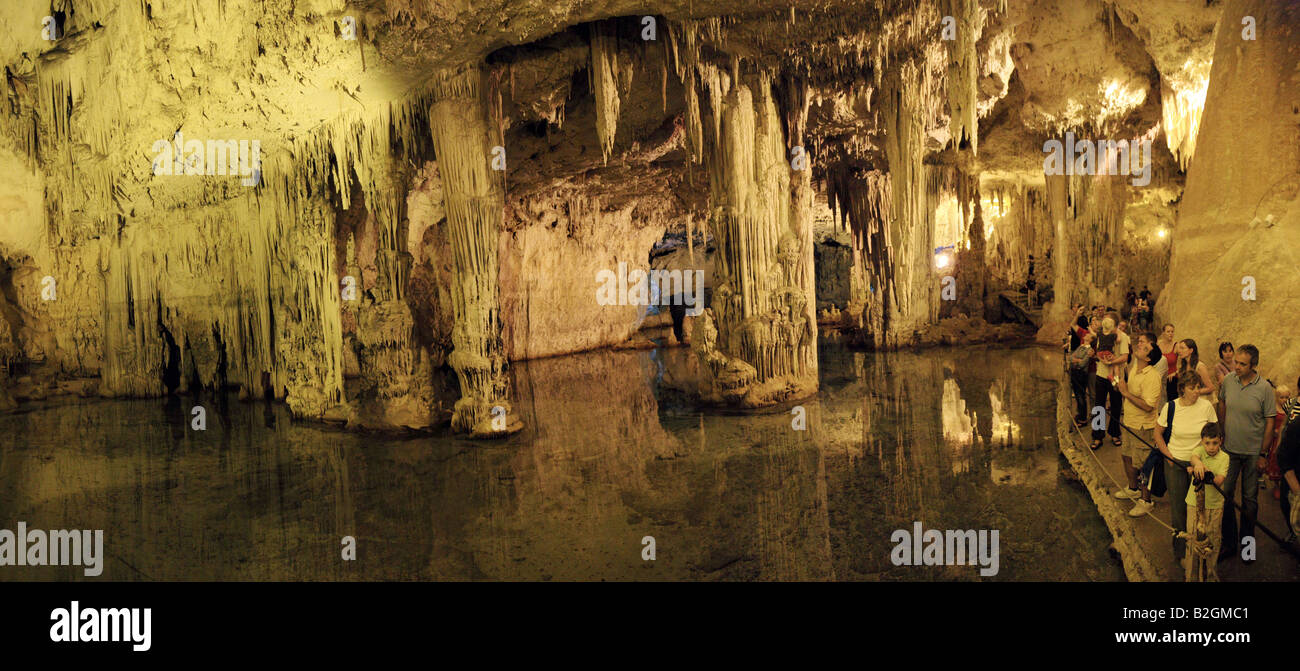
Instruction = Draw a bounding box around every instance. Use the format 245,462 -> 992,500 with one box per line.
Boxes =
1063,302 -> 1300,581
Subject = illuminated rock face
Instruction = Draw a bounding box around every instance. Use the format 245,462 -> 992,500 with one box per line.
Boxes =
427,65 -> 519,437
690,76 -> 818,407
1162,0 -> 1300,382
0,1 -> 1293,429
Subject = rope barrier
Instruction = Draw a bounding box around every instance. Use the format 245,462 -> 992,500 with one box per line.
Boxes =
1116,421 -> 1295,555
1060,352 -> 1297,559
1062,381 -> 1226,581
1064,411 -> 1178,534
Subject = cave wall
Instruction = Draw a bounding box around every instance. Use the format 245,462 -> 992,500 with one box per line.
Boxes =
1162,0 -> 1300,380
500,202 -> 665,360
3,0 -> 1292,430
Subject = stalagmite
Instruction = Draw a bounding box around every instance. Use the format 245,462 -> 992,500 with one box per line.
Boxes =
880,52 -> 941,345
348,145 -> 441,430
690,71 -> 817,406
427,64 -> 520,436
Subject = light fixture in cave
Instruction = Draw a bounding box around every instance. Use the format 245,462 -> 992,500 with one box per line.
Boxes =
1156,227 -> 1168,240
934,245 -> 954,270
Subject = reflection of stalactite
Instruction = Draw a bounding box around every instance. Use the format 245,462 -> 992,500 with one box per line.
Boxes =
427,65 -> 517,436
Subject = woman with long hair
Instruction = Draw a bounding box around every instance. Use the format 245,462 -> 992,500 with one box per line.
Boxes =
1174,339 -> 1218,403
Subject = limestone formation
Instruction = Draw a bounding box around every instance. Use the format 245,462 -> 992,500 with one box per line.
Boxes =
0,0 -> 1293,429
427,65 -> 520,437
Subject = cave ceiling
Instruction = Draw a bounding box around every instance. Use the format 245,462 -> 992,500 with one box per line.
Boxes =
0,0 -> 1219,244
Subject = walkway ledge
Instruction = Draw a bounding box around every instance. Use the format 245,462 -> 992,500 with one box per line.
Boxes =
1055,380 -> 1163,582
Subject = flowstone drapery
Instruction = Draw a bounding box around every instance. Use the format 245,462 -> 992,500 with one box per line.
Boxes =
880,54 -> 941,346
690,72 -> 817,407
427,65 -> 520,436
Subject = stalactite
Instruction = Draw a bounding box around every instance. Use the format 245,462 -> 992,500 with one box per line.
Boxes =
828,167 -> 893,347
666,21 -> 704,164
691,71 -> 817,406
427,64 -> 519,436
942,0 -> 982,155
590,20 -> 622,165
92,185 -> 346,419
1160,78 -> 1208,171
687,213 -> 695,264
880,50 -> 941,345
783,74 -> 819,378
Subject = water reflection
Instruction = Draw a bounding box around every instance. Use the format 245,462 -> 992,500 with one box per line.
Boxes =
0,341 -> 1121,581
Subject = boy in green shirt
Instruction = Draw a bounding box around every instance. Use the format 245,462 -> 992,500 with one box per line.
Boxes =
1185,423 -> 1229,581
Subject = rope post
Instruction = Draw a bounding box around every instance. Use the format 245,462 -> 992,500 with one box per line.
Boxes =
1187,482 -> 1211,582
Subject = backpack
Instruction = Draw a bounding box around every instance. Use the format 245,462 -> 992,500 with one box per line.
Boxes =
1141,447 -> 1168,498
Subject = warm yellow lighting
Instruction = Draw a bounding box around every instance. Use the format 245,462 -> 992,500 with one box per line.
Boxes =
942,379 -> 975,449
1098,79 -> 1147,126
1157,228 -> 1168,239
979,197 -> 1008,219
988,389 -> 1021,446
936,253 -> 952,269
1162,65 -> 1210,169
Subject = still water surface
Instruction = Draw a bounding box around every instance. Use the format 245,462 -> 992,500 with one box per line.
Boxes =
0,339 -> 1122,581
